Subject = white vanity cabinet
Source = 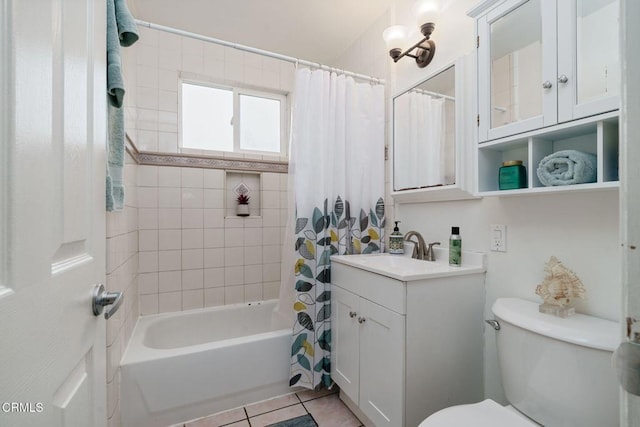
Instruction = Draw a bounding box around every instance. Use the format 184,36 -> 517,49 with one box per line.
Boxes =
471,0 -> 620,143
330,254 -> 485,427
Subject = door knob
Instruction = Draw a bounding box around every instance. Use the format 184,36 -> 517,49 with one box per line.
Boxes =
542,81 -> 553,89
557,74 -> 569,84
349,311 -> 357,318
358,317 -> 366,324
92,284 -> 123,319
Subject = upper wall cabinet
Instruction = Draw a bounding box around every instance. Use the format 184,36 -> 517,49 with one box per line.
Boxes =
472,0 -> 620,142
391,55 -> 478,203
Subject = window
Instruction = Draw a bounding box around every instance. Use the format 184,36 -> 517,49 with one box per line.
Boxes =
180,81 -> 287,156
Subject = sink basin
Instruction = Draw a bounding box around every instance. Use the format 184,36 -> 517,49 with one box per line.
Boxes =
331,249 -> 485,281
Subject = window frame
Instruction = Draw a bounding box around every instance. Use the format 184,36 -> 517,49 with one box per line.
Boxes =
179,79 -> 288,157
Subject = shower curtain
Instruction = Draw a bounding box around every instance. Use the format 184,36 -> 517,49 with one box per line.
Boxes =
286,68 -> 385,390
394,91 -> 446,190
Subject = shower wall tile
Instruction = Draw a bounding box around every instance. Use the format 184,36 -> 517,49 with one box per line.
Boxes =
204,169 -> 225,188
225,286 -> 245,305
159,166 -> 181,187
106,154 -> 139,427
159,271 -> 182,292
125,27 -> 293,315
159,229 -> 182,250
138,165 -> 158,187
182,229 -> 204,249
204,267 -> 225,288
204,288 -> 225,307
159,291 -> 182,313
140,293 -> 159,315
139,272 -> 159,294
158,250 -> 181,271
183,289 -> 204,310
182,268 -> 204,290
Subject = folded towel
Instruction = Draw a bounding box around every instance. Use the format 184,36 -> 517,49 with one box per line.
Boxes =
536,149 -> 597,186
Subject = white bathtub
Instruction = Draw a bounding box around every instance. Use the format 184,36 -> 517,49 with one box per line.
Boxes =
120,300 -> 292,427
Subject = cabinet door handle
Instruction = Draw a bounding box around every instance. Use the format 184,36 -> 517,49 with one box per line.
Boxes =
349,311 -> 357,318
542,80 -> 553,89
558,74 -> 569,84
358,317 -> 366,324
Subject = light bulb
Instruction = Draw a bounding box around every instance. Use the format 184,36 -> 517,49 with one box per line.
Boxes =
382,25 -> 408,51
413,0 -> 439,26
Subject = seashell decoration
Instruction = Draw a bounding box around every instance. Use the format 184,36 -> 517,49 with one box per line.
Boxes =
535,256 -> 587,307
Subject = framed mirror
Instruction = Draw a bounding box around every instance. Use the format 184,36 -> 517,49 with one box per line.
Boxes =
391,55 -> 477,202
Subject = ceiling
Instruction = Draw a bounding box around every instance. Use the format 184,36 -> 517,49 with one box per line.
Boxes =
129,0 -> 393,64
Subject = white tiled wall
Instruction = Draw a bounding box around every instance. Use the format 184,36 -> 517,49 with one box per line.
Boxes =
105,154 -> 138,427
129,26 -> 295,156
137,165 -> 288,315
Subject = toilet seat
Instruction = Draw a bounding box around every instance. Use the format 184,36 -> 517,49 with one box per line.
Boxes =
418,399 -> 539,427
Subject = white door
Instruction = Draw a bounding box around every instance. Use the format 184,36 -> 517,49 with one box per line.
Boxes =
330,285 -> 361,403
359,298 -> 405,427
0,0 -> 107,426
620,0 -> 640,424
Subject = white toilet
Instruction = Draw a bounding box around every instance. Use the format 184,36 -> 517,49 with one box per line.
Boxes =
419,297 -> 619,427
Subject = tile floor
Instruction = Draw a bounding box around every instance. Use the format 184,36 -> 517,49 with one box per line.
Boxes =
177,388 -> 364,427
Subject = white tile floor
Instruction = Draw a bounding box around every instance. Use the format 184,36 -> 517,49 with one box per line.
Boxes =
177,388 -> 364,427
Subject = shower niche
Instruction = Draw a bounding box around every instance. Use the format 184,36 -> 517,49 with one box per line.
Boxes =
226,171 -> 261,217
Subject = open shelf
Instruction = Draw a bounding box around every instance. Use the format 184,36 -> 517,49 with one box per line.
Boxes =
477,112 -> 619,196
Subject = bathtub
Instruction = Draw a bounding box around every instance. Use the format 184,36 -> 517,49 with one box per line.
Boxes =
120,300 -> 292,427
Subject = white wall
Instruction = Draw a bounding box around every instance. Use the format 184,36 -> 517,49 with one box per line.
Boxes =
331,0 -> 621,404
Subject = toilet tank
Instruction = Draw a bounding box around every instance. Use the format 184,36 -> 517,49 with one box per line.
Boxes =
492,298 -> 619,427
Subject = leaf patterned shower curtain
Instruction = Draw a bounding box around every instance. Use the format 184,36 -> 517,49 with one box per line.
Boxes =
287,68 -> 385,390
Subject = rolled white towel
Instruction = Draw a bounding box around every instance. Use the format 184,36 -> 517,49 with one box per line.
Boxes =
536,150 -> 597,186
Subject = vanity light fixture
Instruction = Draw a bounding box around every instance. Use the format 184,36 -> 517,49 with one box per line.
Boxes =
382,0 -> 439,68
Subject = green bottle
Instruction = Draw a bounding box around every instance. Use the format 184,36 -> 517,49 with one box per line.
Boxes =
449,226 -> 461,267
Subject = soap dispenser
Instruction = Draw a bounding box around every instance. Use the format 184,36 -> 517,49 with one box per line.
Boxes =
389,221 -> 405,254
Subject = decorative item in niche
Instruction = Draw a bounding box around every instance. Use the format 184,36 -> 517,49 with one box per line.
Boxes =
233,182 -> 251,217
233,182 -> 250,198
535,256 -> 587,318
236,193 -> 250,217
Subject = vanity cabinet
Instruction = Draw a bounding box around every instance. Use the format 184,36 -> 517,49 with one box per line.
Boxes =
330,256 -> 485,427
471,0 -> 620,143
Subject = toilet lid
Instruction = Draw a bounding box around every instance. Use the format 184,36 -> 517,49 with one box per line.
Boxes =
418,399 -> 539,427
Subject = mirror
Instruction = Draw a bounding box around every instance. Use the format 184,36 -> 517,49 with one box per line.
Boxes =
489,0 -> 542,129
393,65 -> 456,191
576,0 -> 620,104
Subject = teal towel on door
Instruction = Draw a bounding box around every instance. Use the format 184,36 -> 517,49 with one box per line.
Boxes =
106,105 -> 125,212
536,149 -> 597,186
106,0 -> 138,211
114,0 -> 139,47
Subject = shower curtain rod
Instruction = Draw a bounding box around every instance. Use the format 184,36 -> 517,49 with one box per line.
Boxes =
135,20 -> 386,85
410,87 -> 455,101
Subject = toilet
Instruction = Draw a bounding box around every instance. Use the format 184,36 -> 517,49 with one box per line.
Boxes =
419,297 -> 619,427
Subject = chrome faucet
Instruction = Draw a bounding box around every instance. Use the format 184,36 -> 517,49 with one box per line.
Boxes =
404,231 -> 426,260
425,241 -> 440,262
404,231 -> 440,261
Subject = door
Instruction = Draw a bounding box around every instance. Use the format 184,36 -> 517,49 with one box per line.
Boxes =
0,0 -> 107,426
478,0 -> 557,142
557,0 -> 620,122
359,298 -> 405,427
331,285 -> 361,403
620,0 -> 640,424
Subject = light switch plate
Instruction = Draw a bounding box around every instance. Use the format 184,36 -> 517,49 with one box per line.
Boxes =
490,224 -> 506,252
